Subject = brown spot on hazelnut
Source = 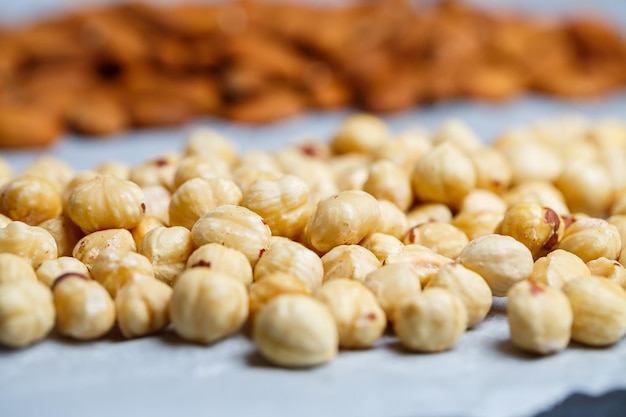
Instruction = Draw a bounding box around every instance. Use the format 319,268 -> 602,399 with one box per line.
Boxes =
529,280 -> 545,296
191,260 -> 211,268
365,312 -> 377,320
140,202 -> 146,213
543,208 -> 561,251
259,248 -> 266,258
261,219 -> 268,225
154,158 -> 168,167
562,215 -> 576,229
52,272 -> 90,291
299,143 -> 317,157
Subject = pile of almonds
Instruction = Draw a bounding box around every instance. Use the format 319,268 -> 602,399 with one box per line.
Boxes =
1,0 -> 626,147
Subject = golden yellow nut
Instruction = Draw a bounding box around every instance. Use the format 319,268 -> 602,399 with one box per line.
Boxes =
242,175 -> 311,241
67,174 -> 146,233
169,177 -> 242,230
53,274 -> 116,340
451,210 -> 504,241
403,221 -> 469,259
374,200 -> 408,239
364,263 -> 422,320
38,216 -> 84,258
558,218 -> 621,263
306,190 -> 381,253
172,155 -> 230,189
115,277 -> 172,339
191,205 -> 271,267
186,243 -> 252,285
0,176 -> 62,225
393,288 -> 467,352
316,279 -> 386,349
587,258 -> 626,291
248,272 -> 310,322
73,229 -> 136,270
433,119 -> 482,153
253,237 -> 323,292
22,156 -> 74,193
253,294 -> 338,368
530,249 -> 590,289
406,203 -> 452,229
362,160 -> 413,211
562,275 -> 626,346
36,256 -> 89,288
498,203 -> 564,260
468,147 -> 512,194
330,113 -> 390,155
426,262 -> 492,328
321,244 -> 380,283
458,234 -> 533,297
170,268 -> 248,345
0,279 -> 55,348
130,216 -> 165,247
129,153 -> 180,192
0,253 -> 37,284
184,128 -> 238,167
507,280 -> 572,355
91,248 -> 155,297
359,233 -> 404,263
138,226 -> 194,286
140,185 -> 170,225
0,221 -> 57,268
383,244 -> 452,287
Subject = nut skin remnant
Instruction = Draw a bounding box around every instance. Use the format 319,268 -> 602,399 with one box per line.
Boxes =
507,280 -> 573,355
0,280 -> 55,348
253,294 -> 338,368
170,268 -> 248,345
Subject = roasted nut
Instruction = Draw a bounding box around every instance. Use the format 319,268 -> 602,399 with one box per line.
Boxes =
362,160 -> 413,211
115,277 -> 172,338
248,271 -> 310,322
306,190 -> 380,253
468,148 -> 512,194
451,210 -> 503,240
556,161 -> 614,218
432,119 -> 482,153
72,228 -> 136,270
253,237 -> 323,292
53,273 -> 116,340
36,256 -> 89,287
562,275 -> 626,346
363,262 -> 422,319
130,216 -> 165,247
242,175 -> 311,240
0,279 -> 55,348
316,278 -> 386,349
0,221 -> 57,268
426,262 -> 492,328
170,268 -> 248,345
374,200 -> 408,239
498,203 -> 564,259
67,174 -> 146,233
91,248 -> 154,297
403,221 -> 468,259
0,176 -> 62,225
506,280 -> 573,355
186,243 -> 252,285
359,233 -> 404,263
253,294 -> 338,368
172,155 -> 231,189
184,128 -> 238,167
503,181 -> 570,216
38,216 -> 84,257
393,288 -> 467,352
406,203 -> 453,228
383,244 -> 452,287
330,114 -> 390,155
459,189 -> 507,214
321,244 -> 380,283
411,142 -> 476,208
140,185 -> 170,225
138,226 -> 194,286
129,153 -> 180,192
458,234 -> 533,297
587,257 -> 626,290
191,205 -> 271,267
0,253 -> 37,284
530,249 -> 590,289
558,217 -> 621,262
